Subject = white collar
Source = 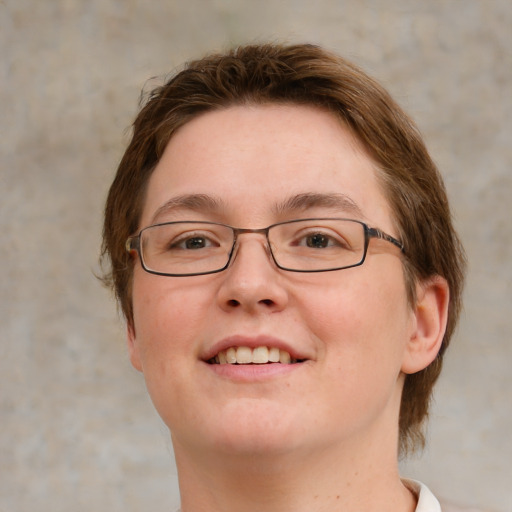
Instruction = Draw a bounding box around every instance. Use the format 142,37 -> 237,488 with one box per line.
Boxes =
403,479 -> 442,512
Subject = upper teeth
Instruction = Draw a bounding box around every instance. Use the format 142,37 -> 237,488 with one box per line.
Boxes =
213,346 -> 295,364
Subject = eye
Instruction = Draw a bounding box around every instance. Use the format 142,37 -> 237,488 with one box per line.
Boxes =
170,232 -> 219,250
304,232 -> 334,248
294,230 -> 348,249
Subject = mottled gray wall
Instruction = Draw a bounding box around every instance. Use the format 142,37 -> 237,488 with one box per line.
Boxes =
1,1 -> 511,511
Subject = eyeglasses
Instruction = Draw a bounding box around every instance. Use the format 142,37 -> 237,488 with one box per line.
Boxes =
126,218 -> 404,277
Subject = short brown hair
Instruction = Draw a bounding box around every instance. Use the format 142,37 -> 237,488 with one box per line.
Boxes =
101,43 -> 466,455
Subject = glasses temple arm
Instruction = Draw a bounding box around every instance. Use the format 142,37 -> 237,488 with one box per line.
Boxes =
367,227 -> 405,253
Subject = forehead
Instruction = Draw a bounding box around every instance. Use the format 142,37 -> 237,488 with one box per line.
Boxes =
141,104 -> 393,229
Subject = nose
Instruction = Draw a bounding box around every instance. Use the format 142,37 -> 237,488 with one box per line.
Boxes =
216,234 -> 289,313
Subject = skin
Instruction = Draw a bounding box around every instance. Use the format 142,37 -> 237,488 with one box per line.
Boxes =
127,104 -> 449,512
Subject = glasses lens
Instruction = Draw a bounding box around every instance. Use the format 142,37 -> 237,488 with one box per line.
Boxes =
140,222 -> 234,275
269,219 -> 366,271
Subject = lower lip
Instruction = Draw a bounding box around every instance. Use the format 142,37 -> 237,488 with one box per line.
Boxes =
204,361 -> 305,381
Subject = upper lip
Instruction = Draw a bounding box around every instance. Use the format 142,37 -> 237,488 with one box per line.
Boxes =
201,334 -> 311,362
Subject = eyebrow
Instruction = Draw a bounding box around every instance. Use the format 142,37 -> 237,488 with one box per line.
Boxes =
151,194 -> 224,224
150,191 -> 365,225
273,192 -> 365,219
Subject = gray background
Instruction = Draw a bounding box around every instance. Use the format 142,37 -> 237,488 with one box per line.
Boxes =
1,1 -> 511,511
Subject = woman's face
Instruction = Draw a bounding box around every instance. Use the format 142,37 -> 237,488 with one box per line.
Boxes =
128,104 -> 416,459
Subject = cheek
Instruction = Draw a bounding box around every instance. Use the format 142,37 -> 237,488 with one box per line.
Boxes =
131,275 -> 210,366
130,276 -> 213,424
296,266 -> 411,365
296,270 -> 411,429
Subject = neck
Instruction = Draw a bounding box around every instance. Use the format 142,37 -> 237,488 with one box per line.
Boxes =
173,431 -> 416,512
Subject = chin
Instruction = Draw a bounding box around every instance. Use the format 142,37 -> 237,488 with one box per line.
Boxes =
173,398 -> 309,457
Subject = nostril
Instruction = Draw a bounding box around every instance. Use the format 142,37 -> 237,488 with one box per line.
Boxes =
227,299 -> 240,307
260,299 -> 274,306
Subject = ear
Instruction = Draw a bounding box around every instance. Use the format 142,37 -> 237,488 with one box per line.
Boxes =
401,276 -> 450,375
127,321 -> 143,372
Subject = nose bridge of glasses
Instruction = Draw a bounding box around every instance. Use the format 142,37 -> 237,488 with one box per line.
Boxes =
233,226 -> 270,237
230,226 -> 274,261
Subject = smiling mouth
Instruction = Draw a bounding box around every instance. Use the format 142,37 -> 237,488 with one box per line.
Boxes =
208,346 -> 305,365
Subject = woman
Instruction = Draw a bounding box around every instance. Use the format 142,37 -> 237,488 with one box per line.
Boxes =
102,43 -> 466,511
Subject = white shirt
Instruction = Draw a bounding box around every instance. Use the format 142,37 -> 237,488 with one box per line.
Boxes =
404,479 -> 442,512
